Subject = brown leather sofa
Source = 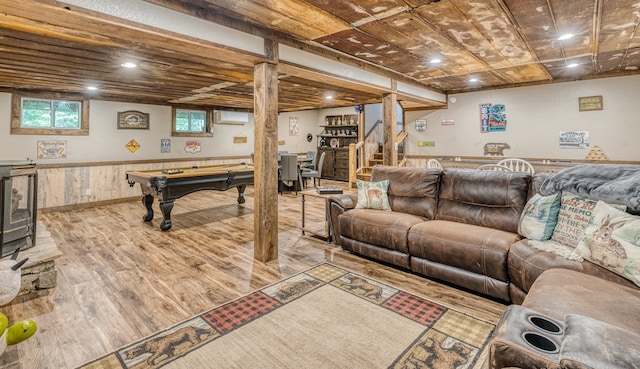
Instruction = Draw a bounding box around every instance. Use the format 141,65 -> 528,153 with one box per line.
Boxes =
328,165 -> 638,302
328,165 -> 640,368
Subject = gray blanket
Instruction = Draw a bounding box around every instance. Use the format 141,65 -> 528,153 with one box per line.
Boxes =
539,164 -> 640,210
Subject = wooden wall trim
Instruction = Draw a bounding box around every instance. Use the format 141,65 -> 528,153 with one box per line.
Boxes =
35,155 -> 252,169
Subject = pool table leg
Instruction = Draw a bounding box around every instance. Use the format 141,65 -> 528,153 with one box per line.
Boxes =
236,185 -> 246,204
159,200 -> 174,231
142,194 -> 154,222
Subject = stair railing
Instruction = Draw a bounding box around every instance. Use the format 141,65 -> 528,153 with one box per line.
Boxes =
396,131 -> 407,167
348,120 -> 383,188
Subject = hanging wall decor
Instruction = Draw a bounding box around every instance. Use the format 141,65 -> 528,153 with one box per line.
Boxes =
559,131 -> 589,149
37,140 -> 67,159
289,116 -> 299,136
125,139 -> 141,153
184,140 -> 202,154
161,139 -> 171,153
118,110 -> 149,129
480,103 -> 506,133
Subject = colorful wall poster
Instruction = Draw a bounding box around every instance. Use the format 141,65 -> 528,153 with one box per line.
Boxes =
480,103 -> 507,133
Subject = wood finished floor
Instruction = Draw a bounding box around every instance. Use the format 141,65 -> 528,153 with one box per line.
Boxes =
0,182 -> 506,369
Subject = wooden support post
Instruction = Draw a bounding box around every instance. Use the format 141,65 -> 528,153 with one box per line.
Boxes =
382,92 -> 398,166
253,61 -> 279,263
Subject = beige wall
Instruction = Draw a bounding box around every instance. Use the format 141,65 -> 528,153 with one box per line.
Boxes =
0,94 -> 361,208
0,96 -> 324,164
405,75 -> 640,161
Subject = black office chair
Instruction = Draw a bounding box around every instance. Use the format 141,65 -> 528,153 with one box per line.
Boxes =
301,151 -> 325,188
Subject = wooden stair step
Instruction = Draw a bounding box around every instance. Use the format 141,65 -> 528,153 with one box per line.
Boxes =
356,173 -> 372,181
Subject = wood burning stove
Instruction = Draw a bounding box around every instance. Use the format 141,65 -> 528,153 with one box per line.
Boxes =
0,161 -> 37,258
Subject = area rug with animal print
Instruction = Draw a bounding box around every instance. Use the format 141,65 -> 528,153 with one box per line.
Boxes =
77,263 -> 495,369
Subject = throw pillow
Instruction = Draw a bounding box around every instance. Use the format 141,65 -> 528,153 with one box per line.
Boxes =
355,179 -> 391,211
575,201 -> 640,286
550,192 -> 625,249
518,193 -> 561,241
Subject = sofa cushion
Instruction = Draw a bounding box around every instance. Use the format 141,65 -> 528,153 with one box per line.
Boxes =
517,193 -> 561,241
560,314 -> 640,369
408,220 -> 519,283
355,179 -> 391,211
523,269 -> 640,333
370,165 -> 440,219
575,201 -> 640,286
436,168 -> 530,233
338,209 -> 426,254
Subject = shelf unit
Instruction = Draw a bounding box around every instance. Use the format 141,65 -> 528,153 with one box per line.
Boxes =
317,114 -> 359,181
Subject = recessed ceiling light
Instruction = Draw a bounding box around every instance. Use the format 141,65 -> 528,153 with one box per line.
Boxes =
121,62 -> 137,68
558,33 -> 575,41
430,58 -> 442,64
86,86 -> 98,91
566,63 -> 579,68
469,78 -> 479,82
325,95 -> 333,100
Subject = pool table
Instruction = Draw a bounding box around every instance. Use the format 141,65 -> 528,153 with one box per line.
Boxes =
126,163 -> 253,230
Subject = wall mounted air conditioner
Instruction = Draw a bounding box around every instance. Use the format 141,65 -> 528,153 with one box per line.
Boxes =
214,110 -> 249,125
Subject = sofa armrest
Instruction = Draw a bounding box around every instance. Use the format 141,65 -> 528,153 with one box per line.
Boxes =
327,194 -> 357,245
560,314 -> 640,369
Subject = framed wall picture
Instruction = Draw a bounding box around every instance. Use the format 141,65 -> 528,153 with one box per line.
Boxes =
118,110 -> 150,129
578,96 -> 603,111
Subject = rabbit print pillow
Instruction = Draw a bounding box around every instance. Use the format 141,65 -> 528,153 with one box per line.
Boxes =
576,201 -> 640,286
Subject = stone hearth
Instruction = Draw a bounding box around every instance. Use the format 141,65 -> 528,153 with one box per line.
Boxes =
0,223 -> 61,301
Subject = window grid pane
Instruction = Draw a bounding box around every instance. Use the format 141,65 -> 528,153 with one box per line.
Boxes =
21,99 -> 52,128
175,110 -> 190,132
53,100 -> 81,129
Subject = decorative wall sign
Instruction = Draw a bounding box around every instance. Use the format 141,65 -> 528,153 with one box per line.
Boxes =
585,145 -> 608,160
415,119 -> 426,132
125,139 -> 141,153
441,119 -> 455,126
118,110 -> 149,129
417,141 -> 435,147
578,96 -> 603,111
184,140 -> 202,154
278,140 -> 285,145
483,142 -> 511,156
233,136 -> 248,143
37,140 -> 67,159
289,116 -> 299,136
306,133 -> 313,142
161,139 -> 171,153
560,131 -> 589,149
480,103 -> 506,132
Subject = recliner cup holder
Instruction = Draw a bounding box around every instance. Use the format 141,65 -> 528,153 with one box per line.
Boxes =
528,315 -> 563,334
521,332 -> 559,353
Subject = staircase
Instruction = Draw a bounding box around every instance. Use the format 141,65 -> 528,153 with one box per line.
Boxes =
356,146 -> 383,181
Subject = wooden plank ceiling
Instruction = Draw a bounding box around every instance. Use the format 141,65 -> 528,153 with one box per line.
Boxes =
0,0 -> 638,112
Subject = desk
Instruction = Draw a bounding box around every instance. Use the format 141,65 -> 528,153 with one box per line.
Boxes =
126,163 -> 253,230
